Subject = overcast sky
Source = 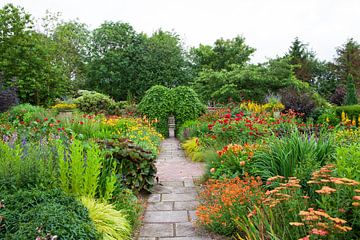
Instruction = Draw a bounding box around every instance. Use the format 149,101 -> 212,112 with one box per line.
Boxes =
2,0 -> 360,63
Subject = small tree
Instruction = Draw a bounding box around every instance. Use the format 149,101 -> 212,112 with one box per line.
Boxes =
345,74 -> 358,105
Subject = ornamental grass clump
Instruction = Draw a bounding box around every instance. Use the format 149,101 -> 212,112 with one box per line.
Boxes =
80,197 -> 131,240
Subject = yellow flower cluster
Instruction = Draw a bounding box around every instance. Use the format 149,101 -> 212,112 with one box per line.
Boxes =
341,111 -> 360,126
335,128 -> 360,146
52,103 -> 77,110
241,101 -> 266,113
240,101 -> 284,114
102,117 -> 120,126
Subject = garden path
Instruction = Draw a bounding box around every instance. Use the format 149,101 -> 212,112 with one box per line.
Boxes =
138,132 -> 213,240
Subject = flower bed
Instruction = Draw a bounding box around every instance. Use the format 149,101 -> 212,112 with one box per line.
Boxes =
0,104 -> 163,239
177,101 -> 360,239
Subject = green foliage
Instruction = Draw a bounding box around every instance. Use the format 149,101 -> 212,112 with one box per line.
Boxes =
286,37 -> 322,85
52,21 -> 90,90
334,38 -> 360,89
6,103 -> 55,123
176,120 -> 207,142
317,108 -> 341,126
335,104 -> 360,120
336,143 -> 360,181
138,85 -> 172,136
0,140 -> 58,192
191,36 -> 255,72
74,90 -> 116,114
139,85 -> 205,136
145,30 -> 193,88
193,58 -> 295,103
113,189 -> 143,230
345,74 -> 358,105
80,197 -> 131,240
86,23 -> 191,101
182,138 -> 204,162
171,86 -> 206,128
0,4 -> 71,105
57,140 -> 113,199
98,138 -> 157,192
0,189 -> 99,239
252,131 -> 334,180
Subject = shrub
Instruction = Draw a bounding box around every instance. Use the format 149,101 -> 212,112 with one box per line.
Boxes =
0,189 -> 99,239
176,120 -> 209,142
317,107 -> 341,126
0,140 -> 58,192
336,143 -> 360,181
6,104 -> 54,123
279,86 -> 316,118
74,90 -> 116,114
330,84 -> 346,105
112,189 -> 143,230
209,143 -> 258,179
171,86 -> 206,129
138,85 -> 172,137
97,138 -> 157,192
80,197 -> 131,240
182,137 -> 204,162
0,84 -> 18,113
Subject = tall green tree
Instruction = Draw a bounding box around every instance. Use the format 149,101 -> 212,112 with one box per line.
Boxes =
86,24 -> 191,101
0,4 -> 69,105
191,36 -> 255,72
334,38 -> 360,93
193,57 -> 295,103
144,30 -> 192,88
286,37 -> 320,85
86,21 -> 147,100
53,21 -> 90,90
345,74 -> 358,105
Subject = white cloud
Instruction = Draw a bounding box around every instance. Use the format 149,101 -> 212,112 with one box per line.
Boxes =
2,0 -> 360,62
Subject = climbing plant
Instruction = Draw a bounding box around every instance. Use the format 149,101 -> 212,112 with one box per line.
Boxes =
138,85 -> 206,137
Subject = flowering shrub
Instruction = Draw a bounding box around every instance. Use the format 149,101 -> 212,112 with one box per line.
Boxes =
208,143 -> 258,178
196,175 -> 264,236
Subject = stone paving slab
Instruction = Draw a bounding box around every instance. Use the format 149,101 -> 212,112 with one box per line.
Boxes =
144,211 -> 188,223
162,193 -> 197,202
140,223 -> 174,237
175,222 -> 196,237
147,201 -> 174,211
138,137 -> 209,240
174,201 -> 199,211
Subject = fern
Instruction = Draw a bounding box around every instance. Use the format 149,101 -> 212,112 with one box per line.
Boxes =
83,142 -> 102,198
70,140 -> 85,195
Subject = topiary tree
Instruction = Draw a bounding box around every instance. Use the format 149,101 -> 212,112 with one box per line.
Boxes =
138,85 -> 173,136
171,86 -> 206,130
345,74 -> 358,105
139,85 -> 206,137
